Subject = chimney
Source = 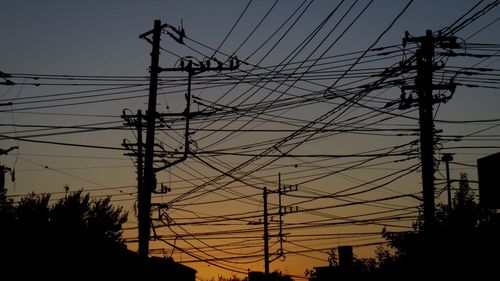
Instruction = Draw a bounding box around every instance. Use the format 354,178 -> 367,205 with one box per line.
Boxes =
338,246 -> 353,272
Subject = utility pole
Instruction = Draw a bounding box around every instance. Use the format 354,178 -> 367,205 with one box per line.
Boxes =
416,30 -> 437,232
154,56 -> 239,171
137,19 -> 186,258
278,173 -> 283,257
136,20 -> 239,258
401,30 -> 458,233
263,186 -> 270,276
139,19 -> 164,258
277,173 -> 298,258
256,176 -> 298,275
442,153 -> 454,211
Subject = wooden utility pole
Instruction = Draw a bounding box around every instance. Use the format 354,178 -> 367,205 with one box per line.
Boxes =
278,173 -> 283,257
277,173 -> 297,258
263,186 -> 270,276
259,176 -> 298,274
139,19 -> 163,258
402,30 -> 458,232
417,31 -> 437,231
136,20 -> 239,258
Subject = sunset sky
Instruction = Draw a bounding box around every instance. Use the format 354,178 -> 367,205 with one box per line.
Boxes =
1,1 -> 500,279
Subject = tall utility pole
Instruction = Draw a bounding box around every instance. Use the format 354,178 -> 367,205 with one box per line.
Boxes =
136,20 -> 238,258
257,176 -> 298,275
137,19 -> 185,258
402,30 -> 458,232
139,19 -> 166,258
278,173 -> 283,257
263,186 -> 270,276
417,30 -> 437,232
277,173 -> 297,258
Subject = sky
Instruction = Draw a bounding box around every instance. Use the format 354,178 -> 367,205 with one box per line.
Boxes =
1,0 -> 500,279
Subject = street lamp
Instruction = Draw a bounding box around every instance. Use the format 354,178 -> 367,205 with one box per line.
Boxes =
442,153 -> 454,210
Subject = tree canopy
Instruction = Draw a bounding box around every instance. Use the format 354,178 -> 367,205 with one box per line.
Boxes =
306,173 -> 500,280
0,188 -> 131,278
382,173 -> 499,278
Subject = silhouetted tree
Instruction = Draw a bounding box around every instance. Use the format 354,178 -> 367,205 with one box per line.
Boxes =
382,173 -> 498,278
327,248 -> 338,267
305,245 -> 389,281
0,187 -> 13,222
0,189 -> 129,278
212,274 -> 245,281
305,173 -> 499,280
